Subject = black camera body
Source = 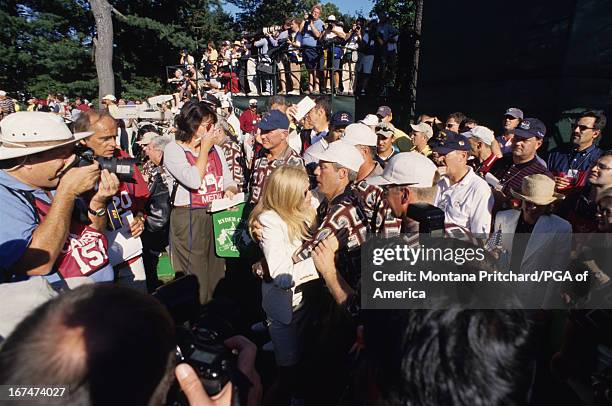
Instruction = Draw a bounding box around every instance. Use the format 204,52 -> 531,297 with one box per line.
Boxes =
154,275 -> 249,405
73,145 -> 136,183
406,203 -> 445,235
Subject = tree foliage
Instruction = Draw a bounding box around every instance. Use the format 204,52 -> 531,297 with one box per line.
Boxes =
0,0 -> 235,99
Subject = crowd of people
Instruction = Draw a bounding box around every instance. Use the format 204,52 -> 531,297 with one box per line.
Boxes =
0,83 -> 611,406
170,4 -> 398,99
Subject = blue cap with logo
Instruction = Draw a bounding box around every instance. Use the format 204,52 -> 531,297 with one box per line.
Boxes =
431,130 -> 471,154
513,117 -> 546,139
258,109 -> 289,131
330,111 -> 353,127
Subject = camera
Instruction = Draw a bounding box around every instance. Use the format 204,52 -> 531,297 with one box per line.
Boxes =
406,203 -> 445,235
153,275 -> 250,405
72,144 -> 136,183
262,25 -> 281,36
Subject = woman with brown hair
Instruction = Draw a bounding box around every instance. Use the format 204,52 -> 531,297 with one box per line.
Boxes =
163,101 -> 238,303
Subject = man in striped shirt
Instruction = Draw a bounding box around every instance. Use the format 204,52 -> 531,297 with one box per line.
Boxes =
0,91 -> 15,121
489,118 -> 552,211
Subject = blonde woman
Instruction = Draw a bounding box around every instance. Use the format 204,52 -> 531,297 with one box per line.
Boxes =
248,165 -> 319,401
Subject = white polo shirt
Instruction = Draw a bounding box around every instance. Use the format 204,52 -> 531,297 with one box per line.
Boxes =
434,167 -> 493,235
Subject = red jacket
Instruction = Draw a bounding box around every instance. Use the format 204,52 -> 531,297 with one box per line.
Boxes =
239,109 -> 259,134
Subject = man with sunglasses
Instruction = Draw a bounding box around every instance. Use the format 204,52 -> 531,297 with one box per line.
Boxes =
490,118 -> 552,211
547,110 -> 605,193
431,131 -> 493,235
496,108 -> 523,155
555,150 -> 612,232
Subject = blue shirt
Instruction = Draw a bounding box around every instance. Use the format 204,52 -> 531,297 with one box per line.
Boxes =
302,19 -> 324,47
0,170 -> 113,283
547,143 -> 602,187
310,129 -> 328,146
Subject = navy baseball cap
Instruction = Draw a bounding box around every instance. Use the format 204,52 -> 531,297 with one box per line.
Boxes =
331,111 -> 353,127
258,109 -> 289,131
431,130 -> 471,155
513,117 -> 546,139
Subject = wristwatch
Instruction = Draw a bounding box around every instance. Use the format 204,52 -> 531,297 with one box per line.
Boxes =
88,207 -> 107,217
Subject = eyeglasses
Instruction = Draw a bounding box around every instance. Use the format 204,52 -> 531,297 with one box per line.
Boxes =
595,162 -> 612,171
573,124 -> 596,132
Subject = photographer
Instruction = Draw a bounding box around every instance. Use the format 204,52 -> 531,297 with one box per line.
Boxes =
341,20 -> 362,95
0,283 -> 263,406
0,112 -> 119,283
320,15 -> 347,93
354,19 -> 378,96
300,4 -> 324,94
253,33 -> 273,95
74,110 -> 151,292
267,19 -> 293,95
286,19 -> 304,95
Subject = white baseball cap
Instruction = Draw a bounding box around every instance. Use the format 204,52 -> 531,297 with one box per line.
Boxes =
249,99 -> 257,105
309,140 -> 364,172
0,112 -> 93,160
359,114 -> 379,127
102,94 -> 116,102
368,152 -> 437,187
341,123 -> 377,147
409,122 -> 434,139
461,126 -> 494,145
0,90 -> 6,97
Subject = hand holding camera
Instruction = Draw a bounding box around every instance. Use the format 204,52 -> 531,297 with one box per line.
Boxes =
91,169 -> 120,206
58,161 -> 101,198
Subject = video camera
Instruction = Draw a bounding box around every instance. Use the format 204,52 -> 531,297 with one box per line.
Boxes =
152,275 -> 250,405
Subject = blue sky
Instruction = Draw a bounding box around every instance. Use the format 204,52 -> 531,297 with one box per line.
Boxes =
221,0 -> 374,17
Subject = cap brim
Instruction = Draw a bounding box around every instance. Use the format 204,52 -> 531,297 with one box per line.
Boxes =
431,145 -> 454,155
510,189 -> 565,205
0,131 -> 93,160
513,128 -> 539,139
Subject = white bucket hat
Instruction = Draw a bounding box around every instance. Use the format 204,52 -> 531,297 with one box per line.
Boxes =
510,174 -> 565,206
0,112 -> 92,160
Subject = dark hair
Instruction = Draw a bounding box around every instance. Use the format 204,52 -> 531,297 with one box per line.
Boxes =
0,284 -> 175,406
447,112 -> 466,125
364,307 -> 532,405
266,95 -> 287,110
314,96 -> 331,121
579,110 -> 607,132
601,150 -> 612,158
175,100 -> 217,142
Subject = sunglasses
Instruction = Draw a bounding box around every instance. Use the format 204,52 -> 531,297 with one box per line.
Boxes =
573,124 -> 596,132
445,123 -> 457,129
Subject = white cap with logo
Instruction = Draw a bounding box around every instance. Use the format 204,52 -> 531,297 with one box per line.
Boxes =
461,126 -> 494,145
0,112 -> 93,160
102,94 -> 116,102
309,140 -> 364,172
368,152 -> 437,187
341,123 -> 377,147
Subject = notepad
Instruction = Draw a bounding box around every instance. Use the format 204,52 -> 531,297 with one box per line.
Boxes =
293,96 -> 316,122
